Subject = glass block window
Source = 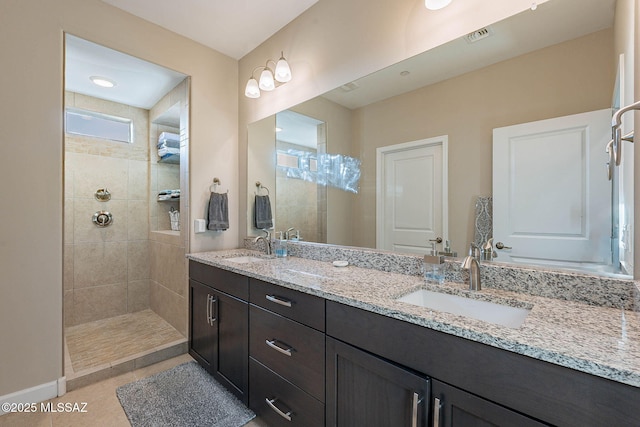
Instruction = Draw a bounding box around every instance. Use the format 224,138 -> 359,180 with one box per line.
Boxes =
65,108 -> 132,143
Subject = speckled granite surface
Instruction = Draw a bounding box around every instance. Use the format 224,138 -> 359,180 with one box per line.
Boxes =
188,248 -> 640,388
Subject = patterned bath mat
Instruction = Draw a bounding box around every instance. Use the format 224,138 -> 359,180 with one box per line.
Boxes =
117,361 -> 255,427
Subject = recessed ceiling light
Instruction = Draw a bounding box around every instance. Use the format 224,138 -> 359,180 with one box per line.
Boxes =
89,76 -> 116,88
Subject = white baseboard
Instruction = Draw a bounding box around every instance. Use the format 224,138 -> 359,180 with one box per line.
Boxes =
0,377 -> 65,416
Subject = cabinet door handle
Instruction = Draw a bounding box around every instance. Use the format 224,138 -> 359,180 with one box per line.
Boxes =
265,397 -> 293,421
206,294 -> 211,325
265,339 -> 294,356
265,294 -> 293,307
210,296 -> 218,324
433,397 -> 442,427
411,392 -> 421,427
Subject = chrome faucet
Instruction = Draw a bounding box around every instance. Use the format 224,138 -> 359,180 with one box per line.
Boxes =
254,229 -> 272,255
285,227 -> 300,240
611,100 -> 640,166
461,243 -> 481,291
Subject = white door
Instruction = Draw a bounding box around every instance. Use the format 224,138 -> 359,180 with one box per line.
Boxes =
376,136 -> 447,254
493,109 -> 611,267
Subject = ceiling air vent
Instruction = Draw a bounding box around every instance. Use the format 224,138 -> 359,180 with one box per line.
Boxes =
465,27 -> 492,44
339,81 -> 360,92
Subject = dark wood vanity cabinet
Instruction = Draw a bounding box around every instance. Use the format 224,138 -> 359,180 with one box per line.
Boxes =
326,336 -> 430,427
326,300 -> 640,427
430,379 -> 547,427
188,261 -> 249,404
248,278 -> 326,426
187,260 -> 640,427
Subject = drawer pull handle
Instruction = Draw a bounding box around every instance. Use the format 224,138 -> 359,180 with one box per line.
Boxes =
266,294 -> 293,307
433,397 -> 442,427
266,339 -> 294,356
265,397 -> 293,421
412,392 -> 421,427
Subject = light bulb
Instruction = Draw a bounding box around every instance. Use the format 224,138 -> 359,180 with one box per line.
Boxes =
274,55 -> 292,83
245,78 -> 260,98
425,0 -> 452,10
259,68 -> 275,91
90,76 -> 116,88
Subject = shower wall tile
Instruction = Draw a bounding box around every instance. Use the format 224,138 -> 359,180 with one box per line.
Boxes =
73,283 -> 127,324
127,240 -> 150,281
128,160 -> 148,200
65,92 -> 159,328
127,279 -> 150,313
74,241 -> 128,288
150,280 -> 187,336
128,200 -> 149,241
64,198 -> 74,244
149,240 -> 186,297
64,245 -> 74,291
73,153 -> 129,200
64,290 -> 74,327
73,199 -> 128,243
157,164 -> 180,191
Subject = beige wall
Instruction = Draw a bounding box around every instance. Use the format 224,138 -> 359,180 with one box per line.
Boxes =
0,0 -> 236,398
64,92 -> 150,327
352,29 -> 614,252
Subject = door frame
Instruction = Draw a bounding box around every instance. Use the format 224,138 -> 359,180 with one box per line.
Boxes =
375,136 -> 448,250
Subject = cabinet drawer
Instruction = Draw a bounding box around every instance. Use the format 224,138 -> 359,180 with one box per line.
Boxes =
249,358 -> 324,427
250,278 -> 325,331
250,305 -> 325,402
189,260 -> 249,300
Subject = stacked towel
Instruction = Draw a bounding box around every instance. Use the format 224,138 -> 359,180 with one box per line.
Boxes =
254,195 -> 273,229
157,132 -> 180,149
207,192 -> 229,231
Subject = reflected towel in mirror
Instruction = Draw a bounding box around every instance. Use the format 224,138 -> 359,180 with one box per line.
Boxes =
207,192 -> 229,231
254,195 -> 273,229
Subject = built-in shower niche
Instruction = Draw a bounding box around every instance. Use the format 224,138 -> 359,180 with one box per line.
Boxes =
150,79 -> 188,237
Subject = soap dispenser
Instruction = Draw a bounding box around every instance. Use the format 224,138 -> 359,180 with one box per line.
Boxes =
274,231 -> 288,258
423,243 -> 445,284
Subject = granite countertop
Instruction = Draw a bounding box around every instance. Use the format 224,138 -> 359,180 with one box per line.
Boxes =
187,249 -> 640,388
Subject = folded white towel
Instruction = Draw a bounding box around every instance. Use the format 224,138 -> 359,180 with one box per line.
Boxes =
158,147 -> 180,157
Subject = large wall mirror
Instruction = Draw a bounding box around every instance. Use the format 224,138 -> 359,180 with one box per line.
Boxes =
247,0 -> 634,278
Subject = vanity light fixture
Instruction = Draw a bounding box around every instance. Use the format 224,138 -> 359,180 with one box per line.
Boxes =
244,52 -> 292,98
89,76 -> 116,88
425,0 -> 452,10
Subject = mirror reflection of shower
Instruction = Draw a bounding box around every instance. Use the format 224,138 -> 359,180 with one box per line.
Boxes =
275,110 -> 327,243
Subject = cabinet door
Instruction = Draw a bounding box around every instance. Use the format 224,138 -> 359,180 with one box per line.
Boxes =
189,279 -> 216,370
431,380 -> 549,427
327,337 -> 429,427
212,290 -> 249,404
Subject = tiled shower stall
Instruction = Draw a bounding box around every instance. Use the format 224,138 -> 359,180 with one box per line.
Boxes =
63,79 -> 189,388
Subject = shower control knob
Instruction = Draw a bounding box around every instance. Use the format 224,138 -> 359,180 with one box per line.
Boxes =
92,211 -> 113,227
495,242 -> 512,250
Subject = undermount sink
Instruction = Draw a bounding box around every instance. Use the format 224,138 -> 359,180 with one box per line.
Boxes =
396,289 -> 530,329
225,256 -> 266,264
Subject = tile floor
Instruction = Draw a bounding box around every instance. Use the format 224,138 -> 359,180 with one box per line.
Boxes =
66,309 -> 185,372
64,310 -> 187,390
0,354 -> 270,427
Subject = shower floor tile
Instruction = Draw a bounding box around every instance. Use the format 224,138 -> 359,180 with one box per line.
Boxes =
65,309 -> 185,372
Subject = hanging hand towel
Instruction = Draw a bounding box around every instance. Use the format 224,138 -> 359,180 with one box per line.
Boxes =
207,192 -> 229,231
254,195 -> 273,229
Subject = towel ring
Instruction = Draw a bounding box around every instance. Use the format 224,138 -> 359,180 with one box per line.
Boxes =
255,181 -> 270,195
211,178 -> 228,193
